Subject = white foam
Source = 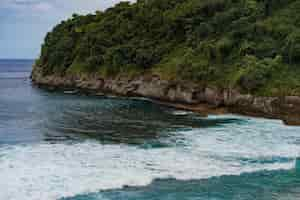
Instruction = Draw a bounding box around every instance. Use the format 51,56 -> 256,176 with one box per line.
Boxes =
0,141 -> 296,200
171,110 -> 194,115
0,115 -> 300,200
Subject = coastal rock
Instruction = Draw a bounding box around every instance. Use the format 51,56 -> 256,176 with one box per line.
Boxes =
31,70 -> 300,126
252,97 -> 276,114
204,88 -> 224,107
135,78 -> 169,100
167,85 -> 198,104
285,96 -> 300,106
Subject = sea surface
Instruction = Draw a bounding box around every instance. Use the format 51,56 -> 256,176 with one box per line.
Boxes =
1,59 -> 300,200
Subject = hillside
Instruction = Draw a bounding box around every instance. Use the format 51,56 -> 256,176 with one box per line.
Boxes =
33,0 -> 300,97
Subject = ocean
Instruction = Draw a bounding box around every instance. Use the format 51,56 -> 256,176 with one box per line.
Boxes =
0,59 -> 300,200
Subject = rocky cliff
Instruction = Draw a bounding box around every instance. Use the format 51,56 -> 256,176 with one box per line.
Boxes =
31,67 -> 300,125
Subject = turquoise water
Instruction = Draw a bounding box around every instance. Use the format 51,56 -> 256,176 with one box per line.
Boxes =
0,60 -> 300,200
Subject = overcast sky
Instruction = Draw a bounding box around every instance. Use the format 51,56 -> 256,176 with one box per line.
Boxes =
0,0 -> 131,59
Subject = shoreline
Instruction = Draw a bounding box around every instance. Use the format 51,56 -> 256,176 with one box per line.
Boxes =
31,69 -> 300,126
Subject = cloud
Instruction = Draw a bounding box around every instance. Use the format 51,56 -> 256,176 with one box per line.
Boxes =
0,0 -> 136,58
0,0 -> 136,25
31,2 -> 53,12
1,0 -> 135,15
0,0 -> 54,19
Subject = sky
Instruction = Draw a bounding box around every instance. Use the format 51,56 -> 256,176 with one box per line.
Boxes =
0,0 -> 130,59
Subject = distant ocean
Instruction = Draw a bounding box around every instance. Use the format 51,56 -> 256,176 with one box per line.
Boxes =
0,59 -> 33,78
0,59 -> 300,200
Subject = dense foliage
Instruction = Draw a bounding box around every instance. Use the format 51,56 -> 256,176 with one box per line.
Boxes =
36,0 -> 300,96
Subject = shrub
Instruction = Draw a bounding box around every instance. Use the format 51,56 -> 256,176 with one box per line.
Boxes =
283,30 -> 300,63
236,55 -> 282,92
36,0 -> 300,96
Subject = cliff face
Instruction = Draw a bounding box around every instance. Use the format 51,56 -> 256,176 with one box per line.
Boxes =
31,0 -> 300,125
32,68 -> 300,125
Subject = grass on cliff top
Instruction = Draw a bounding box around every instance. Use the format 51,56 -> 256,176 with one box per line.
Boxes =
67,59 -> 144,79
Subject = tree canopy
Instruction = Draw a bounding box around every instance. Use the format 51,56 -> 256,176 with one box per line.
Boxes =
36,0 -> 300,96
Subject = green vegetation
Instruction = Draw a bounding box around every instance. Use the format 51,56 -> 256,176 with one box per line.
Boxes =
36,0 -> 300,96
